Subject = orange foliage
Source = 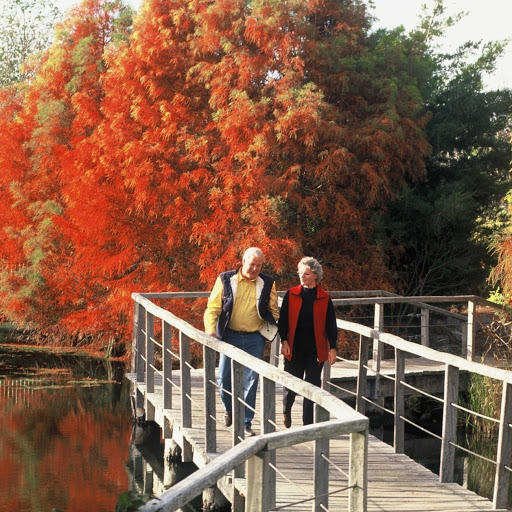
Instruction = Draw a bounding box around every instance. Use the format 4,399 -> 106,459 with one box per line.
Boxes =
0,0 -> 429,349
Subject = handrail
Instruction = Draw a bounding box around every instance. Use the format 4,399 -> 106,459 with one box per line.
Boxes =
332,296 -> 468,321
332,294 -> 499,308
337,317 -> 512,383
138,419 -> 367,512
336,315 -> 512,510
131,292 -> 369,512
332,293 -> 504,364
131,290 -> 512,511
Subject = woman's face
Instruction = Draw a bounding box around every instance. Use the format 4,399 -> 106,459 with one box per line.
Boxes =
298,264 -> 317,288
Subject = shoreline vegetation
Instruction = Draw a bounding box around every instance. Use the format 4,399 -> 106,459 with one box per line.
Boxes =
0,323 -> 126,361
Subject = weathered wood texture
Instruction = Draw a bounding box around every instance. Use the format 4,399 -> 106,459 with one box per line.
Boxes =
128,372 -> 500,512
130,291 -> 512,512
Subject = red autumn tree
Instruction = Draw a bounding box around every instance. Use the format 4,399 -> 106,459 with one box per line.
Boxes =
78,0 -> 429,296
0,0 -> 430,351
0,0 -> 133,344
0,88 -> 32,317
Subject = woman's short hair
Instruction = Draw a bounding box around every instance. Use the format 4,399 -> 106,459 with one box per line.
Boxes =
298,256 -> 324,282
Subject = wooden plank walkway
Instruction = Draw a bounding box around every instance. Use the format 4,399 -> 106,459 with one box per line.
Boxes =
326,356 -> 501,401
330,356 -> 447,378
327,356 -> 448,399
127,364 -> 500,512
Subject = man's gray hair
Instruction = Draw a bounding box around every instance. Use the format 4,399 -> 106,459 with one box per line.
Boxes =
298,256 -> 324,282
243,247 -> 264,262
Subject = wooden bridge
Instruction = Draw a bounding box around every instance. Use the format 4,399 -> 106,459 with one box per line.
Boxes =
127,291 -> 512,512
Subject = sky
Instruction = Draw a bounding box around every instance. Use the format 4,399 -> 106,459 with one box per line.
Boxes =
370,0 -> 512,90
55,0 -> 512,90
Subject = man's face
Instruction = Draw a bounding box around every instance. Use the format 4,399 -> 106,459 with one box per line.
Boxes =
241,254 -> 263,280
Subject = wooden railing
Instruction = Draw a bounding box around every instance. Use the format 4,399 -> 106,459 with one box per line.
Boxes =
130,291 -> 511,511
334,314 -> 512,510
131,292 -> 369,512
330,292 -> 502,362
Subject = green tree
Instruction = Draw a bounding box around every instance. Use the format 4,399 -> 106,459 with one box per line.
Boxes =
376,1 -> 512,296
0,0 -> 61,87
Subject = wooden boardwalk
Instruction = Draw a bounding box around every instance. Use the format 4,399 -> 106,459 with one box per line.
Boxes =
330,356 -> 447,379
327,356 -> 448,400
128,366 -> 500,512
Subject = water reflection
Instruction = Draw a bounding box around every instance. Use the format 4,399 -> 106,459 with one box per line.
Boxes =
126,439 -> 200,511
0,347 -> 132,512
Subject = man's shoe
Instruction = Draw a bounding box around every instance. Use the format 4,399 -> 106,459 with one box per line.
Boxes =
245,426 -> 257,437
283,413 -> 291,429
224,412 -> 232,427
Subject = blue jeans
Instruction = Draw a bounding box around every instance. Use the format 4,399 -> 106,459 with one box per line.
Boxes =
218,329 -> 265,428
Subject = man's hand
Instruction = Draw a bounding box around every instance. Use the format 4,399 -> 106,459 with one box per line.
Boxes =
328,348 -> 337,366
281,340 -> 291,358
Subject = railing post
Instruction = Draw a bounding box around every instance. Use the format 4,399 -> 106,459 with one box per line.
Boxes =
493,381 -> 512,509
461,322 -> 468,358
162,320 -> 172,410
246,449 -> 271,512
371,304 -> 384,403
321,357 -> 331,390
261,377 -> 276,510
231,360 -> 245,511
349,429 -> 368,512
180,331 -> 193,462
136,303 -> 145,383
232,360 -> 245,446
440,364 -> 459,482
132,301 -> 139,373
465,300 -> 475,361
356,335 -> 369,415
372,303 -> 384,372
314,406 -> 330,512
203,345 -> 217,453
269,334 -> 280,367
394,348 -> 405,453
146,311 -> 155,394
420,308 -> 430,347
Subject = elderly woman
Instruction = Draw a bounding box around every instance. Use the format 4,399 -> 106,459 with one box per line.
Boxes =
278,257 -> 338,428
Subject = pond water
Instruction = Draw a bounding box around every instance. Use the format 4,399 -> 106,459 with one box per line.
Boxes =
0,345 -> 134,512
4,342 -> 504,511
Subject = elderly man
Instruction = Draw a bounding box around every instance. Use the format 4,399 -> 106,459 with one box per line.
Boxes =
204,247 -> 279,436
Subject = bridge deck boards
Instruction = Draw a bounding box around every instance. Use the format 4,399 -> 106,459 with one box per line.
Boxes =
330,356 -> 447,378
127,364 -> 498,511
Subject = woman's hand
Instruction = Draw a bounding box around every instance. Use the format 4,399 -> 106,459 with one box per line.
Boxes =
281,340 -> 291,358
328,348 -> 337,366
